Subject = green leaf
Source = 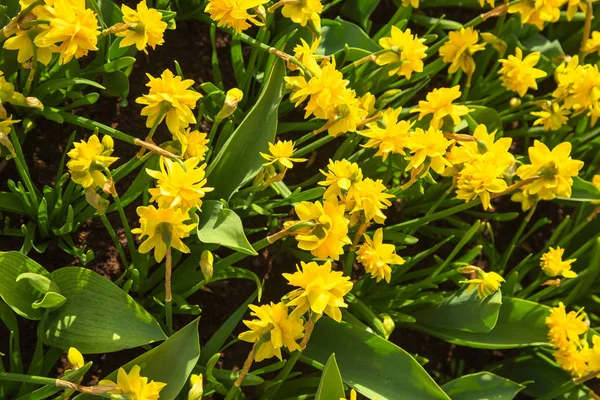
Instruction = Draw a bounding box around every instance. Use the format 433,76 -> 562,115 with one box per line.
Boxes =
455,106 -> 503,134
413,297 -> 548,349
196,200 -> 257,255
522,32 -> 564,60
410,290 -> 502,333
32,292 -> 66,310
303,317 -> 450,400
0,252 -> 50,320
75,319 -> 200,400
0,192 -> 27,214
317,18 -> 380,60
32,78 -> 105,98
559,176 -> 600,202
101,70 -> 130,98
16,273 -> 58,294
441,372 -> 524,400
21,362 -> 93,400
315,354 -> 345,400
341,0 -> 380,30
83,56 -> 136,74
44,267 -> 166,353
206,58 -> 286,200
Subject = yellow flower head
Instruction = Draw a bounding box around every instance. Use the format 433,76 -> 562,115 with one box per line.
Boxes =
292,38 -> 322,76
405,127 -> 453,175
584,335 -> 600,372
238,302 -> 304,361
516,140 -> 584,200
174,128 -> 210,160
260,140 -> 307,169
448,124 -> 514,171
377,26 -> 428,79
508,0 -> 563,30
0,115 -> 21,156
358,92 -> 376,116
283,260 -> 353,322
33,0 -> 100,65
413,86 -> 470,129
498,48 -> 547,97
439,27 -> 486,86
285,199 -> 351,260
456,160 -> 508,210
4,28 -> 53,66
67,135 -> 118,189
359,107 -> 413,161
67,347 -> 85,370
136,69 -> 202,135
356,228 -> 405,283
348,178 -> 395,224
319,159 -> 363,201
216,88 -> 244,121
100,365 -> 166,400
459,266 -> 504,299
147,157 -> 213,210
546,302 -> 588,350
554,344 -> 590,378
116,0 -> 167,53
531,101 -> 570,131
188,373 -> 204,400
541,247 -> 577,278
510,188 -> 536,211
205,0 -> 268,34
281,0 -> 323,29
325,89 -> 368,138
132,205 -> 196,262
583,31 -> 600,54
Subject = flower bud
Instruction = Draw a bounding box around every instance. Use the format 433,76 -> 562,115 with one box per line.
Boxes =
200,250 -> 214,282
102,135 -> 115,150
216,88 -> 244,122
67,347 -> 85,369
25,96 -> 43,110
509,97 -> 521,108
188,374 -> 203,400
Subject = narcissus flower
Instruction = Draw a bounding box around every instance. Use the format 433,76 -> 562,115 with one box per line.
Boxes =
412,86 -> 470,129
319,159 -> 363,201
4,28 -> 53,66
405,127 -> 453,174
67,135 -> 118,189
348,178 -> 395,224
553,344 -> 590,377
100,365 -> 166,400
325,89 -> 368,137
216,88 -> 244,121
33,0 -> 100,65
439,27 -> 486,86
498,48 -> 547,97
174,128 -> 210,160
67,347 -> 85,370
359,107 -> 413,160
292,38 -> 322,76
284,199 -> 351,260
510,188 -> 536,212
531,101 -> 570,131
116,0 -> 167,52
516,140 -> 584,200
0,116 -> 20,156
456,160 -> 508,210
584,336 -> 600,371
376,26 -> 428,79
508,0 -> 563,30
136,69 -> 202,135
188,374 -> 203,400
283,260 -> 353,322
147,157 -> 213,210
205,0 -> 269,33
541,247 -> 577,278
238,302 -> 304,361
356,228 -> 405,283
447,124 -> 514,171
281,0 -> 323,29
260,140 -> 307,169
459,266 -> 504,299
132,205 -> 196,262
546,302 -> 588,350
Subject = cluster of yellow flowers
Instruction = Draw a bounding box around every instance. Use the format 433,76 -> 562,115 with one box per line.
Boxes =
101,365 -> 167,399
546,302 -> 600,378
3,0 -> 167,66
540,247 -> 578,279
509,0 -> 590,30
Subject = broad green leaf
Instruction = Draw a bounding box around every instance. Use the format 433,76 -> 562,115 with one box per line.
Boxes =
76,319 -> 200,400
32,78 -> 105,98
455,106 -> 503,134
410,290 -> 502,333
44,267 -> 166,353
102,71 -> 130,98
441,372 -> 524,400
522,32 -> 564,60
303,317 -> 450,400
413,297 -> 548,349
341,0 -> 380,30
315,354 -> 345,400
0,252 -> 50,320
207,58 -> 286,200
559,176 -> 600,202
0,192 -> 27,214
317,18 -> 380,60
197,200 -> 257,255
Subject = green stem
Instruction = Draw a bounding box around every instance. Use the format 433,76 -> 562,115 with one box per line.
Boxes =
56,110 -> 137,144
497,202 -> 537,274
165,247 -> 173,336
10,128 -> 40,210
99,214 -> 129,269
0,372 -> 55,386
146,104 -> 170,140
113,194 -> 138,268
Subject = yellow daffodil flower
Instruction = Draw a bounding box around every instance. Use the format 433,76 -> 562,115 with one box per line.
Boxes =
325,89 -> 368,137
188,373 -> 203,400
116,0 -> 167,53
4,28 -> 53,66
541,247 -> 577,278
498,48 -> 547,97
508,0 -> 562,30
376,26 -> 428,79
531,101 -> 570,131
510,188 -> 536,211
205,0 -> 269,34
238,302 -> 304,361
132,205 -> 196,262
136,69 -> 202,135
458,266 -> 504,299
319,159 -> 363,201
67,135 -> 118,190
554,343 -> 590,377
147,157 -> 213,210
456,160 -> 508,210
546,302 -> 588,350
0,115 -> 20,156
516,140 -> 584,200
439,27 -> 486,86
405,127 -> 453,175
584,336 -> 600,372
67,347 -> 85,370
356,228 -> 405,283
348,178 -> 395,224
359,107 -> 413,161
448,124 -> 514,171
412,86 -> 470,129
283,260 -> 353,322
281,0 -> 323,29
260,140 -> 307,170
174,128 -> 210,160
100,365 -> 166,400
